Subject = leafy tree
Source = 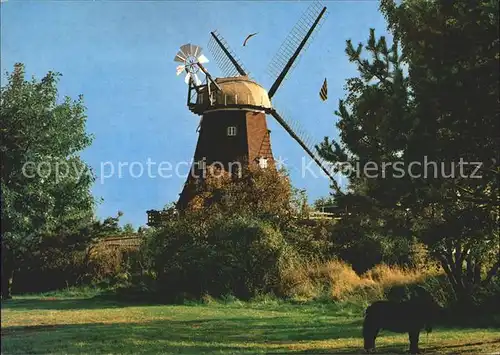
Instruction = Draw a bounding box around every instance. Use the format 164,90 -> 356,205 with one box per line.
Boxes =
318,0 -> 499,301
184,164 -> 297,228
95,211 -> 125,237
122,223 -> 136,234
1,63 -> 95,299
147,213 -> 290,299
145,165 -> 335,299
313,196 -> 337,210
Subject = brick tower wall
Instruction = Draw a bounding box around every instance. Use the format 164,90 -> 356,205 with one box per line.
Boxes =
177,109 -> 275,209
193,110 -> 248,168
246,111 -> 274,165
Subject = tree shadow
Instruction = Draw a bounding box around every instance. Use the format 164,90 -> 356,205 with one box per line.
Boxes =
0,293 -> 182,311
3,298 -> 498,354
1,298 -> 131,311
1,316 -> 364,354
426,339 -> 500,352
0,296 -> 364,316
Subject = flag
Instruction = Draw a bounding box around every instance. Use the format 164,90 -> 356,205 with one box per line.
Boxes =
319,78 -> 327,101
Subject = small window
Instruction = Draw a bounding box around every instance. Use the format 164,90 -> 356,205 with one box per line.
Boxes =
227,126 -> 237,136
258,157 -> 268,169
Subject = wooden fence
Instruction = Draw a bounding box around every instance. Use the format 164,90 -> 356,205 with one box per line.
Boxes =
98,235 -> 144,248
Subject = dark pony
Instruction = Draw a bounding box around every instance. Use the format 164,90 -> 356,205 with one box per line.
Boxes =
362,287 -> 442,354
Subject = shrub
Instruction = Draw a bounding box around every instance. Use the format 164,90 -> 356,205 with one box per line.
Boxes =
88,244 -> 125,282
144,166 -> 328,300
363,264 -> 425,288
279,258 -> 445,304
146,213 -> 297,300
280,259 -> 376,301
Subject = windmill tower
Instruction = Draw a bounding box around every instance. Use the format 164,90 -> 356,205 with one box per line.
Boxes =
174,43 -> 275,209
149,2 -> 338,220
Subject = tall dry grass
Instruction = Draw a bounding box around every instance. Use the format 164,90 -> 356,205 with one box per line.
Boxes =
280,258 -> 441,303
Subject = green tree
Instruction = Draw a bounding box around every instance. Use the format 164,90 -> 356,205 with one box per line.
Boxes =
145,166 -> 334,299
122,223 -> 136,234
184,164 -> 297,228
95,211 -> 124,236
318,0 -> 499,301
1,63 -> 95,299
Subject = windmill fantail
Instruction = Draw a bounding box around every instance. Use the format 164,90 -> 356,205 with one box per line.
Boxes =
165,1 -> 337,214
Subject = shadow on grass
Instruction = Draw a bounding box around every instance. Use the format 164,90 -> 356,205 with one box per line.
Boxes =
7,317 -> 494,355
425,338 -> 500,351
1,316 -> 365,354
3,297 -> 499,354
1,297 -> 131,311
0,295 -> 363,316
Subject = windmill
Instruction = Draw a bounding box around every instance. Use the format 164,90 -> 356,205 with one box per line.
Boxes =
169,1 -> 338,213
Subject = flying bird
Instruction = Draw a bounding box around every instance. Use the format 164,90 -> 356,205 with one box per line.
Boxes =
243,32 -> 258,47
319,78 -> 328,101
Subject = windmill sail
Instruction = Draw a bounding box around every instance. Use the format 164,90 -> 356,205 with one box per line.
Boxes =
167,2 -> 344,218
319,78 -> 327,101
172,5 -> 337,187
267,1 -> 328,98
208,30 -> 249,77
260,1 -> 337,186
269,106 -> 341,192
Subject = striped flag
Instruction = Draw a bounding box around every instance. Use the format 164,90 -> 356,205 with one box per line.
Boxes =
319,78 -> 328,101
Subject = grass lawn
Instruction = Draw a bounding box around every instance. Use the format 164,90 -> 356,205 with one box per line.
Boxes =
1,295 -> 499,354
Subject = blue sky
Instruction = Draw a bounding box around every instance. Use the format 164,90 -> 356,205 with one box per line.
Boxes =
1,0 -> 388,227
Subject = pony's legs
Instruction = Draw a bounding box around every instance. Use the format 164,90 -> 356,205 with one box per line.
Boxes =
371,328 -> 380,352
408,330 -> 421,354
363,315 -> 379,352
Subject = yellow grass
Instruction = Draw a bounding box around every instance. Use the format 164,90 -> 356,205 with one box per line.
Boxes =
281,259 -> 442,302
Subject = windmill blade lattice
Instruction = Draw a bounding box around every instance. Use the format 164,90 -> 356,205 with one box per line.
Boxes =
208,30 -> 250,78
267,1 -> 328,98
269,105 -> 341,192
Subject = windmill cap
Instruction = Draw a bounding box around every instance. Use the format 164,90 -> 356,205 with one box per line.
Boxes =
190,75 -> 272,115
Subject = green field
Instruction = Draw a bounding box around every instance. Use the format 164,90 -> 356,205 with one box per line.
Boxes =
1,296 -> 499,354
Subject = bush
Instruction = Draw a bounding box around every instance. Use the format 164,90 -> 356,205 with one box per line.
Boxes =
12,236 -> 143,294
363,263 -> 428,288
328,216 -> 437,274
140,165 -> 457,306
144,166 -> 330,301
146,213 -> 299,300
279,258 -> 444,304
13,249 -> 85,293
280,259 -> 375,302
88,244 -> 125,282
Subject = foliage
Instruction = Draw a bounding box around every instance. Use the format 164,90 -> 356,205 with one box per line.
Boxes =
280,258 -> 441,305
312,196 -> 337,211
184,164 -> 297,227
325,211 -> 432,273
122,223 -> 136,234
1,63 -> 95,299
145,167 -> 333,300
94,211 -> 123,236
10,211 -> 142,293
146,211 -> 293,300
317,0 -> 499,302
